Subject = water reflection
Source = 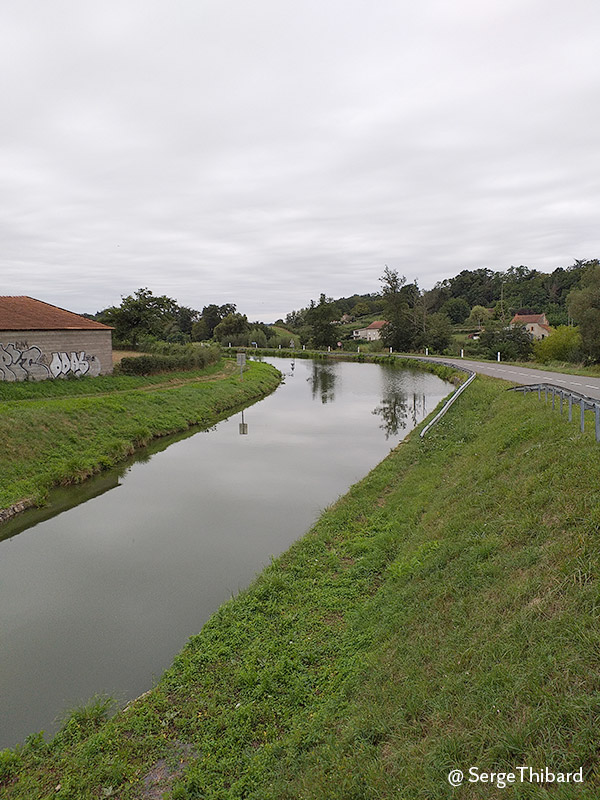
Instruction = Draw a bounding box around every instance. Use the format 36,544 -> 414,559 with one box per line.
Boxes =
307,361 -> 337,403
0,357 -> 452,748
372,392 -> 428,439
239,410 -> 249,435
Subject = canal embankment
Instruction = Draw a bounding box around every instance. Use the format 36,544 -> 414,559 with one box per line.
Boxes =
0,358 -> 281,522
3,373 -> 600,798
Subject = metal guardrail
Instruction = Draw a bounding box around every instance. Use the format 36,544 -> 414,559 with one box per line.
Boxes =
510,383 -> 600,441
419,370 -> 476,438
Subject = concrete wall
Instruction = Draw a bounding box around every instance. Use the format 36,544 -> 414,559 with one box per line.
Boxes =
0,329 -> 113,381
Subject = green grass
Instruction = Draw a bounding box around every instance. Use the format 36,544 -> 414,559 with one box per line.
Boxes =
0,360 -> 281,514
0,360 -> 227,402
269,325 -> 296,338
3,374 -> 600,798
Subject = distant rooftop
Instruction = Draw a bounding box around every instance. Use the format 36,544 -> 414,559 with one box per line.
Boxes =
0,296 -> 112,331
510,313 -> 547,325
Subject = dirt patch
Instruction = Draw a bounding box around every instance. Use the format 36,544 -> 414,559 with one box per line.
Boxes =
139,742 -> 196,799
112,350 -> 146,364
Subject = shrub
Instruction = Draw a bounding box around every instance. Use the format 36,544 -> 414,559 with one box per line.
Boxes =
118,343 -> 220,376
534,325 -> 583,364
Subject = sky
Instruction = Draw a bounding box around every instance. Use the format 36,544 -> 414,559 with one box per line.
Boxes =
1,0 -> 600,321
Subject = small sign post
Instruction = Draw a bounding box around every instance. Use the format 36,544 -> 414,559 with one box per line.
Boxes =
237,351 -> 246,380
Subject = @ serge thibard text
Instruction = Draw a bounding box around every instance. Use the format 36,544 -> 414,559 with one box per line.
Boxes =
448,767 -> 584,788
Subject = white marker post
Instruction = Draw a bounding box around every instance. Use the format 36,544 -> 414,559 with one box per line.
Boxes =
460,349 -> 464,358
425,347 -> 429,356
497,351 -> 501,362
237,351 -> 246,381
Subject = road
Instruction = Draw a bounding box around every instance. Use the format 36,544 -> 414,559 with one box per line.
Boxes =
412,356 -> 600,402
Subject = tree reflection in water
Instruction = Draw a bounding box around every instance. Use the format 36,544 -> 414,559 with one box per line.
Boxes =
307,362 -> 337,403
372,391 -> 427,439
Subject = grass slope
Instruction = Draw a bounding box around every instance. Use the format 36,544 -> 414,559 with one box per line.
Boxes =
0,359 -> 281,513
3,375 -> 600,799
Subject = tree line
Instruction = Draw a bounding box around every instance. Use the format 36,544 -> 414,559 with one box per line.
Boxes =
95,257 -> 600,363
94,289 -> 290,349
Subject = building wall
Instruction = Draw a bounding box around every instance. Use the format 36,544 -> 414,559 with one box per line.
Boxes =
353,328 -> 381,341
0,329 -> 112,381
526,323 -> 549,340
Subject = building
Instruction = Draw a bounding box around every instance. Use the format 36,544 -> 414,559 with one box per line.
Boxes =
510,312 -> 551,340
0,296 -> 113,381
353,320 -> 386,341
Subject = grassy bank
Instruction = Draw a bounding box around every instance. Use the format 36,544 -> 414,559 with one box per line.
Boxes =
0,359 -> 281,517
235,347 -> 465,385
3,373 -> 600,798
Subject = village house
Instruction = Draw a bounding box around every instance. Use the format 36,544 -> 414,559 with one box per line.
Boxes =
510,312 -> 552,340
353,320 -> 386,341
0,295 -> 113,381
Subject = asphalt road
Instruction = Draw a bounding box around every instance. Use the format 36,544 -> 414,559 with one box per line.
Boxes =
413,356 -> 600,402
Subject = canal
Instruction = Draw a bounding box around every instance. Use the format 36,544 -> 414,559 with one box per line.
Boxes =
0,357 -> 452,748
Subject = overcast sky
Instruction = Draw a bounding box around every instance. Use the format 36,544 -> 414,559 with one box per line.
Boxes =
1,0 -> 600,320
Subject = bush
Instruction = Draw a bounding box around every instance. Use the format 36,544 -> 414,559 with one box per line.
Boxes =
477,324 -> 534,361
118,343 -> 220,376
534,325 -> 583,364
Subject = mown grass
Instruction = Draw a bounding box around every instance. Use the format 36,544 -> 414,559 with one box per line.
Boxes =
0,360 -> 227,402
3,374 -> 600,798
0,360 -> 281,514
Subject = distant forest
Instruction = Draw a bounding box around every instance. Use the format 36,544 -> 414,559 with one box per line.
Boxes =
285,259 -> 596,329
93,258 -> 600,363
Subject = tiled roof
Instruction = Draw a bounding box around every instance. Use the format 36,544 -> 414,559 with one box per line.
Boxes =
510,313 -> 547,325
0,296 -> 112,331
366,320 -> 387,329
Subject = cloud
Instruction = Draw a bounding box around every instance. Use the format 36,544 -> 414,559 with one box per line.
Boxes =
1,0 -> 599,320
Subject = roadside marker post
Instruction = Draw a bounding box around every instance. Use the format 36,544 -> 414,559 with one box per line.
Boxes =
237,351 -> 246,381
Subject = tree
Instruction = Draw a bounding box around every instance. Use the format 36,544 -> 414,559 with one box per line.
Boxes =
478,323 -> 533,361
440,297 -> 470,324
466,305 -> 491,329
379,267 -> 415,351
423,312 -> 453,353
351,301 -> 371,318
567,262 -> 600,361
305,294 -> 340,348
201,303 -> 237,338
213,313 -> 250,342
191,318 -> 210,341
98,288 -> 182,347
533,326 -> 582,364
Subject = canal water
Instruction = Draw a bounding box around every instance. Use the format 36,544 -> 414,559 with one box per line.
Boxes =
0,357 -> 452,748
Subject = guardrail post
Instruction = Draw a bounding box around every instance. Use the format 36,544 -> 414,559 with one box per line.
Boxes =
538,386 -> 541,400
544,388 -> 548,403
552,388 -> 555,409
560,392 -> 563,414
581,400 -> 585,432
596,406 -> 600,442
568,396 -> 572,422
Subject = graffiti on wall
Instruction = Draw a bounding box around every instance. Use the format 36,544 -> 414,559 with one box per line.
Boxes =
0,342 -> 101,381
49,351 -> 101,378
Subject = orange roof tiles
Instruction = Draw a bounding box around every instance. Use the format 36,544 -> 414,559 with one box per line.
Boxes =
510,313 -> 547,325
0,296 -> 112,331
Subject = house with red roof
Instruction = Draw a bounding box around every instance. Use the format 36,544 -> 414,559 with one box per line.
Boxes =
353,320 -> 387,341
0,296 -> 113,381
510,312 -> 552,340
